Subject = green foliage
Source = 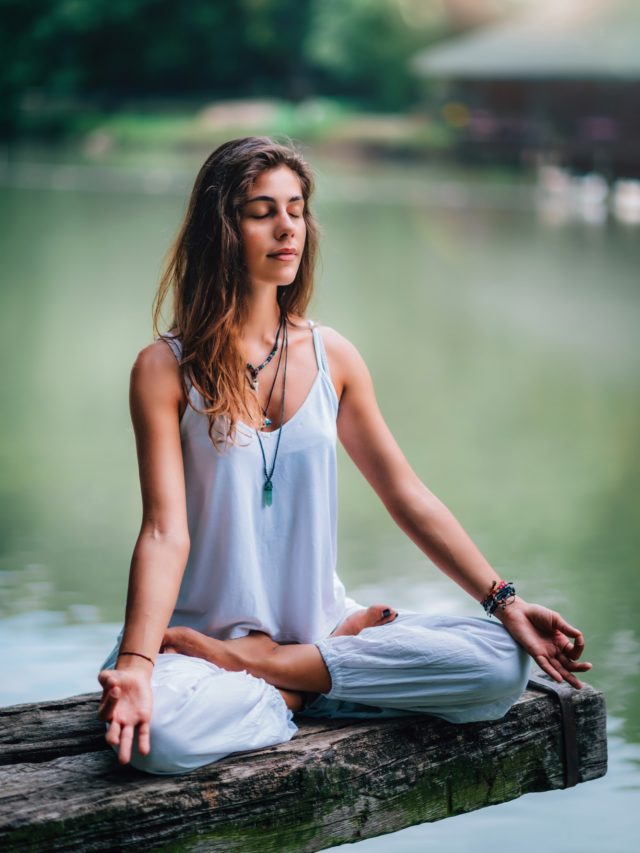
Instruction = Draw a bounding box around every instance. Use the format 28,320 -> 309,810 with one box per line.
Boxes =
0,0 -> 447,138
307,0 -> 444,109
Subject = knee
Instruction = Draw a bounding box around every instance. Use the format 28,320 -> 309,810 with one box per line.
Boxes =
112,680 -> 226,775
121,717 -> 226,776
475,641 -> 531,712
127,722 -> 192,775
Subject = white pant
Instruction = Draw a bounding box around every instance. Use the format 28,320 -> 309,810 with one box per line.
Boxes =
100,611 -> 531,775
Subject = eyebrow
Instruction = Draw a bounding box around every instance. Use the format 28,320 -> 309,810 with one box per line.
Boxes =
244,195 -> 304,204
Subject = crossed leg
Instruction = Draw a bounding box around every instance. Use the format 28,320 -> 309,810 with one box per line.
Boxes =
161,604 -> 398,704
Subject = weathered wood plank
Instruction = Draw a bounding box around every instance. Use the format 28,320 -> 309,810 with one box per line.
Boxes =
0,693 -> 343,766
0,677 -> 607,852
0,694 -> 106,765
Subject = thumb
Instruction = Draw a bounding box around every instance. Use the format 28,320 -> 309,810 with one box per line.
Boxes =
553,615 -> 585,659
98,670 -> 117,690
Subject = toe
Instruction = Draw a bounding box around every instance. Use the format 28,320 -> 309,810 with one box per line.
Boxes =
376,605 -> 397,623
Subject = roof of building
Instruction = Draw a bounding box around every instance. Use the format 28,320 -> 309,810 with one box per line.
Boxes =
412,0 -> 640,80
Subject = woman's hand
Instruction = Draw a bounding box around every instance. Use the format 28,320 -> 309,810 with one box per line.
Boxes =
97,666 -> 153,765
496,598 -> 592,689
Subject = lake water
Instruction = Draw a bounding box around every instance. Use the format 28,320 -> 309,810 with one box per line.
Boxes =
1,152 -> 638,851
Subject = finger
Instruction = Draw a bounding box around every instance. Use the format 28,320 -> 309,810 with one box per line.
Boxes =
137,722 -> 151,756
98,695 -> 115,720
553,613 -> 583,638
558,653 -> 592,673
98,689 -> 111,714
562,633 -> 585,661
98,684 -> 122,719
534,655 -> 563,683
105,720 -> 121,748
549,655 -> 584,689
554,620 -> 585,654
568,662 -> 592,673
563,671 -> 584,689
555,659 -> 583,689
118,725 -> 134,765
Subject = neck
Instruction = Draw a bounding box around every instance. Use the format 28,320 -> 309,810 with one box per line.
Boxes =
241,288 -> 283,348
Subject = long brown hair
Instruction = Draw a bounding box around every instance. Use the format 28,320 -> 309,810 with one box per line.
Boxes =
153,136 -> 319,449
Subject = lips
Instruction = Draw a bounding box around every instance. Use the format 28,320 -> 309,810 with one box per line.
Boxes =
268,250 -> 298,262
268,249 -> 297,257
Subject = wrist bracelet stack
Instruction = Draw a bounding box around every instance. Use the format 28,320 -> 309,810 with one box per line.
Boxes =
481,580 -> 516,617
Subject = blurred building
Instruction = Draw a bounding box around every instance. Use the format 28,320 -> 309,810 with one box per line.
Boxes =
412,0 -> 640,177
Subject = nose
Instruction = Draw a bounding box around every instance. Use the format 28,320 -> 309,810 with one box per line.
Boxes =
274,209 -> 296,237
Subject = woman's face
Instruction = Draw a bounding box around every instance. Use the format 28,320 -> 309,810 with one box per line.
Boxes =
239,165 -> 306,289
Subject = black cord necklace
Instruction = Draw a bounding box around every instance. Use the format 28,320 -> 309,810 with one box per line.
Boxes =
255,317 -> 288,507
246,314 -> 284,392
258,317 -> 286,428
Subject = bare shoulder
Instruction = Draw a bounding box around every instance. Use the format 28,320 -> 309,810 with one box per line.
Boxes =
133,338 -> 180,371
311,324 -> 371,399
130,340 -> 184,410
314,324 -> 360,362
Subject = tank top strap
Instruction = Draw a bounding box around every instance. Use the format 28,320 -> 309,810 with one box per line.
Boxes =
159,332 -> 183,362
307,319 -> 331,378
157,332 -> 195,398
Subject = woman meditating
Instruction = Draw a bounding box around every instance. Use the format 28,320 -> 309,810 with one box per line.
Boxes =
98,136 -> 591,775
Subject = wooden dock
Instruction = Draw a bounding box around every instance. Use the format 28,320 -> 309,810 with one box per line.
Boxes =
0,673 -> 607,851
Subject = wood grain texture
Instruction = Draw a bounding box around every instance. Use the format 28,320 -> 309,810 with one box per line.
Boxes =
0,694 -> 105,765
0,677 -> 607,852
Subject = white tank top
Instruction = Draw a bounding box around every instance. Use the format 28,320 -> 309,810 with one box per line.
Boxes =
163,321 -> 359,644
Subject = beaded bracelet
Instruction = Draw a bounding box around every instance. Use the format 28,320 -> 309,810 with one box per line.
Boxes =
117,650 -> 154,665
481,580 -> 516,617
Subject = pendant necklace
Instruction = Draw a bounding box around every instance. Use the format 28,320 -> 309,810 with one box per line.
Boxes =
246,314 -> 285,393
255,317 -> 288,507
257,318 -> 286,429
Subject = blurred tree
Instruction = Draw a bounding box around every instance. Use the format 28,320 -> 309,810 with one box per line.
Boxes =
0,0 -> 446,138
306,0 -> 446,109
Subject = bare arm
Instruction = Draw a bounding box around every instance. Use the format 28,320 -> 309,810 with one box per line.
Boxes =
98,340 -> 190,763
330,331 -> 500,601
119,341 -> 190,664
324,328 -> 591,687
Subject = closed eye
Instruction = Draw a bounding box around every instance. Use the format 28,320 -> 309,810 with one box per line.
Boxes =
249,208 -> 304,219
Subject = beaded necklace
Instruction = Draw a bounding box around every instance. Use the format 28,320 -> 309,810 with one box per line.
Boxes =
246,314 -> 284,392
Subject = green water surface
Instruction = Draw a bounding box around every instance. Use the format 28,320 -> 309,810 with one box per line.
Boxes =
0,154 -> 638,851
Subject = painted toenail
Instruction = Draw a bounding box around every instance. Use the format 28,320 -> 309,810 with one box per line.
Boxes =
382,608 -> 391,618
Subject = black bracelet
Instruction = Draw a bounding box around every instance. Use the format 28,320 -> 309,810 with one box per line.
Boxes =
118,650 -> 154,665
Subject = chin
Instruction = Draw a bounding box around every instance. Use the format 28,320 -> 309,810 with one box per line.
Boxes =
254,272 -> 298,288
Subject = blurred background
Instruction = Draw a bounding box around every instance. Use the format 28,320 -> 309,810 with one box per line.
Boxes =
1,1 -> 638,850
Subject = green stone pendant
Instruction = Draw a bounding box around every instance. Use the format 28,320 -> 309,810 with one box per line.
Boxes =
263,480 -> 273,507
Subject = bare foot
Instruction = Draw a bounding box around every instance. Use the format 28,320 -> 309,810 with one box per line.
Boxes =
161,626 -> 277,672
330,604 -> 398,637
160,628 -> 307,710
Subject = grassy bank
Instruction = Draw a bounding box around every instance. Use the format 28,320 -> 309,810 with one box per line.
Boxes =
9,97 -> 455,166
